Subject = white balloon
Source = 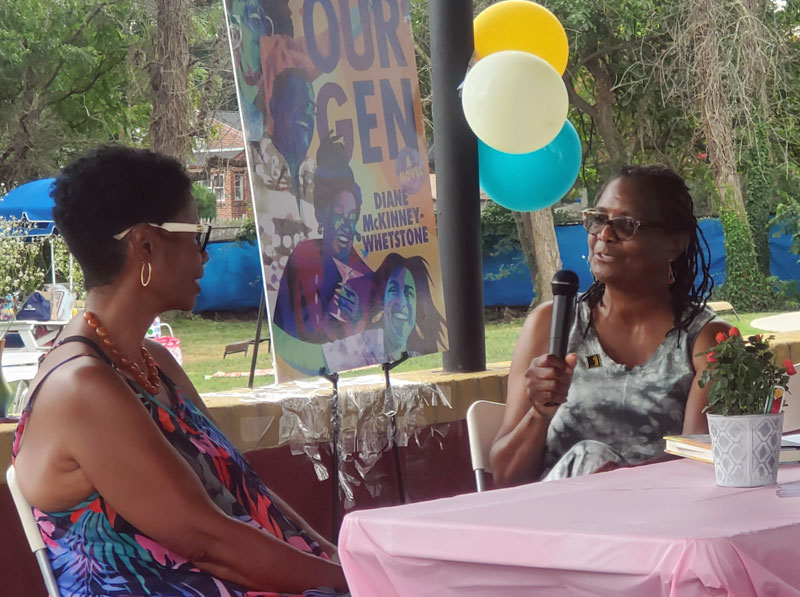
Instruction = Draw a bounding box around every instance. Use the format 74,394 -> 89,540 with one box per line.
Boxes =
462,50 -> 568,154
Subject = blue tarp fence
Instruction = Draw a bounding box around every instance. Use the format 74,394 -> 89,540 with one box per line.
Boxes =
195,218 -> 800,312
194,241 -> 263,312
484,218 -> 800,307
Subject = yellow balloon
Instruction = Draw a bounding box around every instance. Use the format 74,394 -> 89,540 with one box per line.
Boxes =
474,0 -> 569,75
462,50 -> 568,154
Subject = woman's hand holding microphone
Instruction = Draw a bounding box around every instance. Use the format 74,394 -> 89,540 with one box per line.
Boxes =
524,353 -> 577,421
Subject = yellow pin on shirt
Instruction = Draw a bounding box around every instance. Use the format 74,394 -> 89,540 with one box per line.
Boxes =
586,354 -> 602,369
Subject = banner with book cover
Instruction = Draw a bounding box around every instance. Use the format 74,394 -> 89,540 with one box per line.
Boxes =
224,0 -> 447,382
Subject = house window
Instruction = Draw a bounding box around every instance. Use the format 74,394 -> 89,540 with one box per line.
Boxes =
234,174 -> 244,202
212,173 -> 225,203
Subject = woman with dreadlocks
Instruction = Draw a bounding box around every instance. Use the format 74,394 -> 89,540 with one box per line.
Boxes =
490,165 -> 730,487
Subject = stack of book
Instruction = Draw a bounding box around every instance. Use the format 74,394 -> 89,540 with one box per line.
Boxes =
663,433 -> 800,464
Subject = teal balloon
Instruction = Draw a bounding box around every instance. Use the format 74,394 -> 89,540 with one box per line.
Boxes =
479,120 -> 582,212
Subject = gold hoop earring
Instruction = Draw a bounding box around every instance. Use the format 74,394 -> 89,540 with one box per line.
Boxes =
668,263 -> 675,285
140,262 -> 152,287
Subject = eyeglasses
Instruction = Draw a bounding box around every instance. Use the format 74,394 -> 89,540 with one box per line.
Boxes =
581,209 -> 648,241
113,222 -> 212,252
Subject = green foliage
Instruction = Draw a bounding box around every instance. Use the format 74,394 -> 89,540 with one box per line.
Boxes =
0,223 -> 87,318
715,209 -> 773,311
740,123 -> 775,277
407,0 -> 797,318
773,193 -> 800,255
480,202 -> 527,282
192,183 -> 217,219
235,218 -> 257,245
187,2 -> 230,110
483,257 -> 529,283
480,202 -> 520,256
52,236 -> 85,301
0,0 -> 228,190
0,0 -> 151,189
698,330 -> 790,416
552,207 -> 580,226
406,0 -> 432,146
683,161 -> 719,218
546,0 -> 667,179
0,220 -> 47,317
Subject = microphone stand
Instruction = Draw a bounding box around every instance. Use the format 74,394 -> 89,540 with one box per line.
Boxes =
319,368 -> 341,540
382,351 -> 410,504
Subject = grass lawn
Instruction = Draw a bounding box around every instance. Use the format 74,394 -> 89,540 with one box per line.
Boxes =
721,312 -> 785,336
169,309 -> 790,394
170,314 -> 526,393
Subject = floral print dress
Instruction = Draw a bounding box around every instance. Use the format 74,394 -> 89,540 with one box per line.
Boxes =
12,341 -> 346,597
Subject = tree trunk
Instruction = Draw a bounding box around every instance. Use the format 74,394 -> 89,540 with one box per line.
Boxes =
690,0 -> 767,309
529,208 -> 562,305
149,0 -> 191,159
563,35 -> 628,177
583,58 -> 628,173
513,209 -> 562,307
512,211 -> 537,305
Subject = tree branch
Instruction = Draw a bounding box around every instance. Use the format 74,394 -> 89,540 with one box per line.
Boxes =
563,69 -> 598,120
573,34 -> 665,72
44,57 -> 113,108
40,2 -> 120,95
40,59 -> 66,95
64,2 -> 117,46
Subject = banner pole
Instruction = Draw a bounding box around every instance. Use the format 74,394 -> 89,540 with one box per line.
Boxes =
429,0 -> 486,372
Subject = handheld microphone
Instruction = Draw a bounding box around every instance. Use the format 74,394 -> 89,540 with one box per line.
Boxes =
549,269 -> 580,358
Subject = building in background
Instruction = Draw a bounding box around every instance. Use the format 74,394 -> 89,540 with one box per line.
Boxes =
189,111 -> 252,220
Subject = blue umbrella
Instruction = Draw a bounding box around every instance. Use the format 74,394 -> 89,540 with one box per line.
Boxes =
0,178 -> 59,287
0,178 -> 56,236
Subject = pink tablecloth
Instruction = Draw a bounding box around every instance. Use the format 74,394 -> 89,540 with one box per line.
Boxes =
339,459 -> 800,596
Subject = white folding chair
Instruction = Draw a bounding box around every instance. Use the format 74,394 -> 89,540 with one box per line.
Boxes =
781,364 -> 800,433
466,400 -> 506,492
6,466 -> 61,597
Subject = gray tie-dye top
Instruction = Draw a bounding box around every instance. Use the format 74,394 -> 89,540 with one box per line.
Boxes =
544,298 -> 719,470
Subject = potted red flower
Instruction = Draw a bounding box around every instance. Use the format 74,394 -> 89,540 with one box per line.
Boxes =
698,327 -> 796,487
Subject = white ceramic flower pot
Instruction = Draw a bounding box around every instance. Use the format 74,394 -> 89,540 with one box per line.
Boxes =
707,413 -> 783,487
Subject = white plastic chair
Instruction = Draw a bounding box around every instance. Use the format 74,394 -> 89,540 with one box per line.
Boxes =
6,466 -> 61,597
781,364 -> 800,432
466,400 -> 506,492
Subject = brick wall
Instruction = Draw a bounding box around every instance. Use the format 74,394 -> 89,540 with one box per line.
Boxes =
212,167 -> 253,220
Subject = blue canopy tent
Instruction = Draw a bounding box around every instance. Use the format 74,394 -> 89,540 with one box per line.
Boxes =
0,178 -> 60,287
0,178 -> 57,235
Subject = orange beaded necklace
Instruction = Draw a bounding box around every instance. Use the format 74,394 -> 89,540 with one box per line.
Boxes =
83,311 -> 161,395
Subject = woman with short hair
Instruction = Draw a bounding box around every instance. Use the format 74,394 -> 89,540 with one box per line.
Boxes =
12,146 -> 348,596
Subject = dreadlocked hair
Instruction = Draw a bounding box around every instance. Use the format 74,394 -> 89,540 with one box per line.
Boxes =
581,165 -> 713,334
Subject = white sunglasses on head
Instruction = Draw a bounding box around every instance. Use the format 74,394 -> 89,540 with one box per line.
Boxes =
113,222 -> 212,251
